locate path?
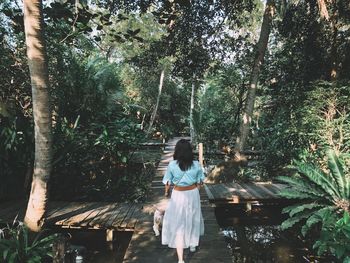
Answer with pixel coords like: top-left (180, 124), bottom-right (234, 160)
top-left (123, 137), bottom-right (232, 263)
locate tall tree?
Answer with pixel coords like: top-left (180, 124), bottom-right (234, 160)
top-left (147, 69), bottom-right (165, 135)
top-left (23, 0), bottom-right (52, 232)
top-left (234, 0), bottom-right (275, 156)
top-left (189, 75), bottom-right (196, 142)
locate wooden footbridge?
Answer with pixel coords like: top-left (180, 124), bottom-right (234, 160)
top-left (0, 137), bottom-right (288, 263)
top-left (122, 137), bottom-right (232, 263)
top-left (205, 182), bottom-right (287, 205)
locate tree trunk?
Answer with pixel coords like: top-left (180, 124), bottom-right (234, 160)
top-left (329, 2), bottom-right (339, 81)
top-left (189, 77), bottom-right (196, 142)
top-left (147, 69), bottom-right (165, 135)
top-left (23, 0), bottom-right (52, 232)
top-left (234, 0), bottom-right (275, 156)
top-left (317, 0), bottom-right (330, 20)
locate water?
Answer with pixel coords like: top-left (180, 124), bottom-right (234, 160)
top-left (216, 205), bottom-right (335, 263)
top-left (57, 229), bottom-right (132, 263)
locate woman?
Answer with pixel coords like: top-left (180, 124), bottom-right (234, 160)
top-left (162, 139), bottom-right (205, 263)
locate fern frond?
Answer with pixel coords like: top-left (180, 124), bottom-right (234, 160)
top-left (282, 204), bottom-right (303, 214)
top-left (294, 161), bottom-right (341, 199)
top-left (301, 206), bottom-right (336, 236)
top-left (301, 217), bottom-right (321, 236)
top-left (277, 176), bottom-right (327, 199)
top-left (345, 175), bottom-right (350, 199)
top-left (288, 203), bottom-right (325, 217)
top-left (280, 210), bottom-right (315, 230)
top-left (327, 149), bottom-right (346, 198)
top-left (278, 189), bottom-right (314, 199)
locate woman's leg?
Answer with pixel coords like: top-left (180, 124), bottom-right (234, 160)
top-left (176, 247), bottom-right (184, 262)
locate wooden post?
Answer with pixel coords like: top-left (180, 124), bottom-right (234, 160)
top-left (106, 229), bottom-right (114, 242)
top-left (232, 195), bottom-right (240, 204)
top-left (245, 202), bottom-right (252, 212)
top-left (198, 143), bottom-right (204, 167)
top-left (53, 234), bottom-right (67, 263)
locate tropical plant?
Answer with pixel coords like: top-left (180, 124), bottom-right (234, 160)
top-left (0, 221), bottom-right (57, 263)
top-left (313, 210), bottom-right (350, 262)
top-left (277, 149), bottom-right (350, 262)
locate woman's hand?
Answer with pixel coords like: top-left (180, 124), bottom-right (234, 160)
top-left (197, 182), bottom-right (204, 189)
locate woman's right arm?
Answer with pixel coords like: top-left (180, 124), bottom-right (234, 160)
top-left (196, 161), bottom-right (205, 188)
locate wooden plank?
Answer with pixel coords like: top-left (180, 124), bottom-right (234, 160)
top-left (204, 185), bottom-right (215, 201)
top-left (119, 204), bottom-right (139, 229)
top-left (61, 202), bottom-right (100, 227)
top-left (257, 184), bottom-right (278, 197)
top-left (47, 202), bottom-right (87, 224)
top-left (104, 203), bottom-right (130, 228)
top-left (46, 202), bottom-right (76, 219)
top-left (245, 183), bottom-right (271, 199)
top-left (80, 202), bottom-right (111, 227)
top-left (218, 183), bottom-right (232, 199)
top-left (220, 183), bottom-right (235, 200)
top-left (257, 184), bottom-right (280, 198)
top-left (46, 201), bottom-right (68, 218)
top-left (112, 204), bottom-right (135, 228)
top-left (54, 203), bottom-right (91, 226)
top-left (266, 184), bottom-right (284, 195)
top-left (88, 203), bottom-right (119, 228)
top-left (239, 183), bottom-right (265, 199)
top-left (208, 184), bottom-right (223, 200)
top-left (228, 183), bottom-right (253, 200)
top-left (217, 184), bottom-right (233, 200)
top-left (127, 205), bottom-right (145, 229)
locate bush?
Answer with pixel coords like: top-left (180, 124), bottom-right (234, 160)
top-left (0, 221), bottom-right (57, 263)
top-left (278, 150), bottom-right (350, 262)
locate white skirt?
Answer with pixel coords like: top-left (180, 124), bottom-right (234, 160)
top-left (161, 188), bottom-right (204, 248)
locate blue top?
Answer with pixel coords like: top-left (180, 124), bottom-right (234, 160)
top-left (162, 160), bottom-right (205, 186)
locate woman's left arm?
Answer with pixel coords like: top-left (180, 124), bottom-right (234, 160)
top-left (162, 163), bottom-right (173, 185)
top-left (196, 162), bottom-right (205, 188)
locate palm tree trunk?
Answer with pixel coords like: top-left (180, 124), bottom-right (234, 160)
top-left (234, 0), bottom-right (275, 156)
top-left (147, 69), bottom-right (165, 135)
top-left (23, 0), bottom-right (52, 232)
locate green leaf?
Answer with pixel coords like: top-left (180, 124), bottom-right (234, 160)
top-left (327, 149), bottom-right (346, 197)
top-left (302, 215), bottom-right (322, 236)
top-left (277, 176), bottom-right (326, 198)
top-left (288, 203), bottom-right (324, 217)
top-left (280, 210), bottom-right (315, 230)
top-left (295, 161), bottom-right (341, 199)
top-left (8, 251), bottom-right (18, 263)
top-left (335, 246), bottom-right (345, 258)
top-left (278, 189), bottom-right (314, 199)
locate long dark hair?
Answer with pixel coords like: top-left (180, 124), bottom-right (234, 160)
top-left (173, 139), bottom-right (194, 171)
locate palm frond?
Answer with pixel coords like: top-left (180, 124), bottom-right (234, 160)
top-left (301, 206), bottom-right (337, 236)
top-left (288, 203), bottom-right (325, 217)
top-left (294, 161), bottom-right (341, 199)
top-left (327, 149), bottom-right (346, 197)
top-left (280, 210), bottom-right (315, 230)
top-left (277, 176), bottom-right (327, 199)
top-left (278, 189), bottom-right (315, 199)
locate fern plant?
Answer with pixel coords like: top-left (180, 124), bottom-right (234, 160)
top-left (0, 221), bottom-right (57, 263)
top-left (277, 149), bottom-right (350, 261)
